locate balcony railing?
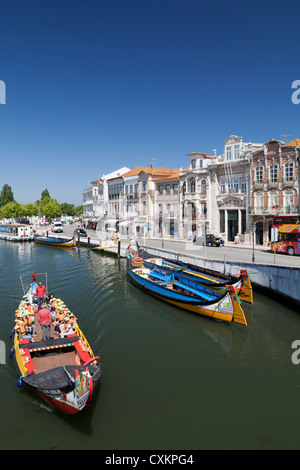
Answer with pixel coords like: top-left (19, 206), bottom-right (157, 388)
top-left (249, 206), bottom-right (298, 215)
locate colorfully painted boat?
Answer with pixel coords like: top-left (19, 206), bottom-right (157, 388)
top-left (34, 235), bottom-right (76, 247)
top-left (10, 273), bottom-right (101, 414)
top-left (142, 257), bottom-right (253, 304)
top-left (127, 262), bottom-right (247, 326)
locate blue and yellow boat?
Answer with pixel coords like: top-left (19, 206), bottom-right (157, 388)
top-left (143, 257), bottom-right (253, 304)
top-left (127, 262), bottom-right (247, 326)
top-left (34, 235), bottom-right (76, 247)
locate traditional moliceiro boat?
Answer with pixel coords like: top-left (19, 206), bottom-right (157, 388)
top-left (127, 261), bottom-right (247, 326)
top-left (11, 273), bottom-right (101, 414)
top-left (34, 235), bottom-right (76, 247)
top-left (143, 257), bottom-right (253, 304)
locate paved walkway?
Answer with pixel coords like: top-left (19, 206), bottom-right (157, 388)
top-left (39, 223), bottom-right (299, 268)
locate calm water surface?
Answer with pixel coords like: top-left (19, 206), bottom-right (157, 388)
top-left (0, 241), bottom-right (300, 450)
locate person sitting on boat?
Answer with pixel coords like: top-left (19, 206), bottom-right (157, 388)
top-left (50, 305), bottom-right (57, 321)
top-left (25, 312), bottom-right (37, 336)
top-left (59, 317), bottom-right (72, 337)
top-left (36, 281), bottom-right (47, 311)
top-left (38, 303), bottom-right (52, 341)
top-left (46, 293), bottom-right (54, 308)
top-left (14, 320), bottom-right (33, 342)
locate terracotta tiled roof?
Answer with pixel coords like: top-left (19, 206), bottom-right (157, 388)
top-left (122, 167), bottom-right (179, 178)
top-left (287, 139), bottom-right (300, 146)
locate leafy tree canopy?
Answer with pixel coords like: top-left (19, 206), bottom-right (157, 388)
top-left (0, 184), bottom-right (14, 207)
top-left (39, 198), bottom-right (62, 219)
top-left (41, 189), bottom-right (50, 200)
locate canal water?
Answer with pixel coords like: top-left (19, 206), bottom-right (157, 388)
top-left (0, 241), bottom-right (300, 450)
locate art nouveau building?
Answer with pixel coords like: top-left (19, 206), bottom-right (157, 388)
top-left (249, 138), bottom-right (300, 245)
top-left (179, 153), bottom-right (211, 239)
top-left (208, 135), bottom-right (262, 242)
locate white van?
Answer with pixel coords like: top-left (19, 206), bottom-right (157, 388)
top-left (51, 221), bottom-right (63, 233)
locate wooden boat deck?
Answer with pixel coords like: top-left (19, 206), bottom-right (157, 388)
top-left (32, 351), bottom-right (77, 374)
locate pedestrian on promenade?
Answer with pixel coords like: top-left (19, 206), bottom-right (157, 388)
top-left (36, 281), bottom-right (47, 311)
top-left (38, 303), bottom-right (52, 341)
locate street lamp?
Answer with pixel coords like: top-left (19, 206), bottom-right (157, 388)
top-left (250, 222), bottom-right (257, 263)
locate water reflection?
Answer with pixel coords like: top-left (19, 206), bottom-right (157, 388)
top-left (1, 241), bottom-right (300, 449)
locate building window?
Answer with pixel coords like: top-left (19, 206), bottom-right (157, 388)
top-left (125, 185), bottom-right (129, 195)
top-left (268, 191), bottom-right (279, 208)
top-left (165, 184), bottom-right (171, 195)
top-left (226, 146), bottom-right (232, 160)
top-left (143, 200), bottom-right (147, 215)
top-left (191, 159), bottom-right (196, 169)
top-left (241, 178), bottom-right (247, 194)
top-left (220, 180), bottom-right (226, 194)
top-left (142, 180), bottom-right (147, 192)
top-left (130, 184), bottom-right (133, 194)
top-left (255, 165), bottom-right (264, 183)
top-left (173, 183), bottom-right (178, 194)
top-left (283, 191), bottom-right (294, 210)
top-left (190, 179), bottom-right (196, 193)
top-left (234, 145), bottom-right (240, 159)
top-left (158, 185), bottom-right (164, 195)
top-left (228, 179), bottom-right (239, 193)
top-left (284, 162), bottom-right (294, 181)
top-left (201, 180), bottom-right (206, 194)
top-left (134, 183), bottom-right (138, 195)
top-left (199, 160), bottom-right (203, 168)
top-left (254, 192), bottom-right (264, 209)
top-left (269, 164), bottom-right (278, 183)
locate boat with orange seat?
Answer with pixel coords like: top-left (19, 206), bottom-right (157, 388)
top-left (11, 273), bottom-right (101, 414)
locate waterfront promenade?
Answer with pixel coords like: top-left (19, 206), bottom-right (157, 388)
top-left (41, 223), bottom-right (300, 268)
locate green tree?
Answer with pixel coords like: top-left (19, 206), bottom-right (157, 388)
top-left (0, 184), bottom-right (14, 207)
top-left (75, 205), bottom-right (83, 216)
top-left (41, 189), bottom-right (50, 200)
top-left (21, 203), bottom-right (39, 217)
top-left (39, 198), bottom-right (62, 219)
top-left (0, 201), bottom-right (22, 219)
top-left (60, 202), bottom-right (76, 215)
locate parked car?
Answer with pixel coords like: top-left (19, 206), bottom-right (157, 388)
top-left (194, 234), bottom-right (221, 247)
top-left (51, 221), bottom-right (63, 233)
top-left (74, 228), bottom-right (87, 237)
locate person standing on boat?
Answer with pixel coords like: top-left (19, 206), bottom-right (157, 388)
top-left (38, 303), bottom-right (52, 341)
top-left (36, 281), bottom-right (47, 311)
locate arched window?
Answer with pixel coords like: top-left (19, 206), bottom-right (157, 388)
top-left (190, 179), bottom-right (196, 193)
top-left (283, 190), bottom-right (295, 210)
top-left (268, 191), bottom-right (279, 208)
top-left (201, 180), bottom-right (206, 194)
top-left (254, 192), bottom-right (264, 209)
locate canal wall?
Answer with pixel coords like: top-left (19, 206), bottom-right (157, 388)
top-left (141, 245), bottom-right (300, 309)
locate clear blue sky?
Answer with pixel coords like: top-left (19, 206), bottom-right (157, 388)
top-left (0, 0), bottom-right (300, 206)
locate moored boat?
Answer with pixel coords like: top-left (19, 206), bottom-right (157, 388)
top-left (127, 261), bottom-right (247, 326)
top-left (34, 235), bottom-right (76, 247)
top-left (10, 273), bottom-right (101, 414)
top-left (0, 223), bottom-right (34, 241)
top-left (142, 257), bottom-right (253, 304)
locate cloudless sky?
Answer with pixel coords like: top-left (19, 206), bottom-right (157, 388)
top-left (0, 0), bottom-right (300, 205)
